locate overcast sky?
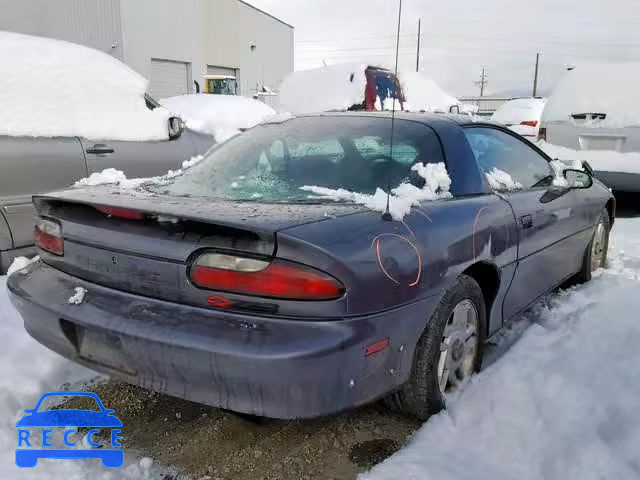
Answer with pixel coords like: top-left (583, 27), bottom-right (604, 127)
top-left (247, 0), bottom-right (640, 97)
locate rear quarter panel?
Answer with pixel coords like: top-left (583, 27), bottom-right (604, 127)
top-left (277, 194), bottom-right (517, 323)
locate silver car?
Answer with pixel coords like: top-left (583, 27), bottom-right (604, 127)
top-left (0, 96), bottom-right (214, 273)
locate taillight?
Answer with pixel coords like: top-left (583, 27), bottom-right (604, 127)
top-left (93, 205), bottom-right (146, 220)
top-left (190, 252), bottom-right (345, 300)
top-left (34, 217), bottom-right (63, 256)
top-left (538, 126), bottom-right (547, 141)
top-left (520, 120), bottom-right (538, 127)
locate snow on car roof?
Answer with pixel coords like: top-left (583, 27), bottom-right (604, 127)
top-left (160, 94), bottom-right (276, 142)
top-left (0, 31), bottom-right (170, 141)
top-left (400, 71), bottom-right (460, 113)
top-left (491, 98), bottom-right (547, 124)
top-left (277, 63), bottom-right (369, 115)
top-left (541, 63), bottom-right (640, 128)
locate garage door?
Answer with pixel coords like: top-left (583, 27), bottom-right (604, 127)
top-left (149, 59), bottom-right (191, 99)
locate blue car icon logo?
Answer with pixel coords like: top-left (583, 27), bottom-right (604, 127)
top-left (16, 391), bottom-right (124, 468)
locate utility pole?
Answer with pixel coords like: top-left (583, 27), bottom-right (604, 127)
top-left (532, 52), bottom-right (540, 97)
top-left (474, 67), bottom-right (488, 97)
top-left (416, 18), bottom-right (421, 72)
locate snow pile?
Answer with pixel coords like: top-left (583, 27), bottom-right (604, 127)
top-left (538, 141), bottom-right (640, 174)
top-left (67, 287), bottom-right (88, 305)
top-left (74, 168), bottom-right (147, 189)
top-left (541, 63), bottom-right (640, 128)
top-left (485, 167), bottom-right (523, 191)
top-left (73, 155), bottom-right (206, 190)
top-left (160, 94), bottom-right (276, 142)
top-left (7, 256), bottom-right (39, 276)
top-left (278, 63), bottom-right (368, 115)
top-left (363, 217), bottom-right (640, 480)
top-left (0, 31), bottom-right (170, 141)
top-left (0, 277), bottom-right (166, 479)
top-left (301, 162), bottom-right (452, 220)
top-left (400, 71), bottom-right (460, 113)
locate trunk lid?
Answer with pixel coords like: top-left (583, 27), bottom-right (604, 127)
top-left (34, 186), bottom-right (363, 306)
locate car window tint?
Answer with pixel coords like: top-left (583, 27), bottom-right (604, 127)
top-left (464, 127), bottom-right (553, 189)
top-left (154, 116), bottom-right (447, 202)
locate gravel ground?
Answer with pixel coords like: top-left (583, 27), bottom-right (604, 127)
top-left (62, 383), bottom-right (421, 480)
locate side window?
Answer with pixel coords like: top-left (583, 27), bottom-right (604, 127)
top-left (464, 127), bottom-right (553, 190)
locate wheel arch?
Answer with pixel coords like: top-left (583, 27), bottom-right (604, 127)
top-left (462, 261), bottom-right (501, 336)
top-left (605, 197), bottom-right (615, 227)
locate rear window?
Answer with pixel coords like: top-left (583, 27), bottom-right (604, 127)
top-left (153, 116), bottom-right (444, 203)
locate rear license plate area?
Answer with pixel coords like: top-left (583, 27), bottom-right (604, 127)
top-left (59, 319), bottom-right (136, 375)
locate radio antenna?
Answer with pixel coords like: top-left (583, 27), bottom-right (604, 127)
top-left (381, 0), bottom-right (403, 221)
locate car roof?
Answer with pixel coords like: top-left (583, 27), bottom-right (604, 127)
top-left (294, 110), bottom-right (500, 129)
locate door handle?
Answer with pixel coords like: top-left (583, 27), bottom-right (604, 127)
top-left (86, 144), bottom-right (114, 155)
top-left (520, 214), bottom-right (533, 229)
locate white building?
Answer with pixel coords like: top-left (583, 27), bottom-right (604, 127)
top-left (0, 0), bottom-right (294, 99)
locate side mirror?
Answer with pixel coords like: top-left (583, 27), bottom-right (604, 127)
top-left (564, 169), bottom-right (592, 189)
top-left (168, 116), bottom-right (184, 140)
top-left (449, 105), bottom-right (460, 114)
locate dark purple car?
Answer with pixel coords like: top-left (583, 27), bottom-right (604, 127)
top-left (8, 113), bottom-right (614, 419)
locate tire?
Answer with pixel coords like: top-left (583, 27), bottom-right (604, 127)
top-left (386, 274), bottom-right (486, 420)
top-left (574, 208), bottom-right (611, 284)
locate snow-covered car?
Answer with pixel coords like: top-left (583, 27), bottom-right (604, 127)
top-left (399, 71), bottom-right (466, 114)
top-left (160, 94), bottom-right (277, 143)
top-left (278, 63), bottom-right (405, 114)
top-left (0, 31), bottom-right (215, 273)
top-left (538, 63), bottom-right (640, 192)
top-left (491, 98), bottom-right (546, 138)
top-left (9, 112), bottom-right (614, 420)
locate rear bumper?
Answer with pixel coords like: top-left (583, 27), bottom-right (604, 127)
top-left (594, 170), bottom-right (640, 193)
top-left (8, 261), bottom-right (439, 419)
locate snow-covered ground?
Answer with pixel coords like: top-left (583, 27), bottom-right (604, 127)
top-left (2, 218), bottom-right (640, 479)
top-left (363, 217), bottom-right (640, 480)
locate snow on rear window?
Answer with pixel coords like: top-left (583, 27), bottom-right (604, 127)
top-left (151, 116), bottom-right (449, 217)
top-left (541, 63), bottom-right (640, 128)
top-left (0, 31), bottom-right (169, 141)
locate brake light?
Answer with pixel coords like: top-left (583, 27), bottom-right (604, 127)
top-left (190, 252), bottom-right (344, 300)
top-left (520, 120), bottom-right (538, 127)
top-left (538, 126), bottom-right (547, 141)
top-left (93, 205), bottom-right (146, 220)
top-left (34, 217), bottom-right (63, 256)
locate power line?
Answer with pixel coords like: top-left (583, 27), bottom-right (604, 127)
top-left (297, 33), bottom-right (422, 43)
top-left (297, 33), bottom-right (640, 49)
